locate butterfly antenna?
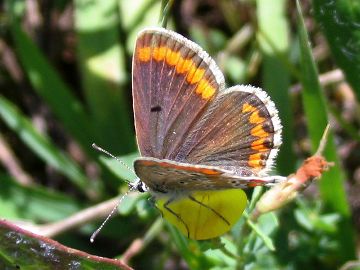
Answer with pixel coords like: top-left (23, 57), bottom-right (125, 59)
top-left (92, 143), bottom-right (135, 174)
top-left (90, 184), bottom-right (138, 243)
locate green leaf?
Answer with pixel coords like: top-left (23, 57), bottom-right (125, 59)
top-left (203, 238), bottom-right (236, 268)
top-left (99, 152), bottom-right (139, 183)
top-left (246, 213), bottom-right (277, 252)
top-left (297, 0), bottom-right (355, 262)
top-left (0, 95), bottom-right (94, 194)
top-left (0, 220), bottom-right (132, 270)
top-left (313, 213), bottom-right (341, 233)
top-left (296, 199), bottom-right (341, 233)
top-left (165, 223), bottom-right (215, 270)
top-left (294, 208), bottom-right (315, 232)
top-left (0, 175), bottom-right (81, 222)
top-left (312, 0), bottom-right (360, 101)
top-left (119, 0), bottom-right (159, 32)
top-left (256, 0), bottom-right (295, 174)
top-left (121, 0), bottom-right (162, 53)
top-left (118, 193), bottom-right (147, 215)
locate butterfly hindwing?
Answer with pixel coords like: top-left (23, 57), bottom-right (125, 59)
top-left (134, 157), bottom-right (282, 192)
top-left (177, 85), bottom-right (282, 175)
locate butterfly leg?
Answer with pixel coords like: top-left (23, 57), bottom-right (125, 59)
top-left (147, 197), bottom-right (167, 219)
top-left (188, 195), bottom-right (230, 226)
top-left (147, 196), bottom-right (156, 207)
top-left (163, 197), bottom-right (190, 238)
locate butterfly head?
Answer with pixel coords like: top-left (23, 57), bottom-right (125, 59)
top-left (130, 178), bottom-right (148, 193)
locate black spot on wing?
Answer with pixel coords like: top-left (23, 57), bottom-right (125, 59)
top-left (151, 105), bottom-right (162, 112)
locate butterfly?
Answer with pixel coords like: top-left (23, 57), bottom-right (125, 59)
top-left (131, 27), bottom-right (282, 240)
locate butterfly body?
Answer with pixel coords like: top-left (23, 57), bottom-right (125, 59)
top-left (131, 27), bottom-right (282, 240)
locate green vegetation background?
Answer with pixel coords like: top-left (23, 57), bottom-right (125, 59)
top-left (0, 0), bottom-right (359, 269)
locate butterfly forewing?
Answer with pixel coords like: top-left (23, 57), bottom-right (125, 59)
top-left (133, 28), bottom-right (281, 177)
top-left (132, 28), bottom-right (224, 159)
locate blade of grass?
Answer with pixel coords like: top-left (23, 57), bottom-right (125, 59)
top-left (0, 174), bottom-right (82, 222)
top-left (257, 0), bottom-right (295, 174)
top-left (9, 22), bottom-right (95, 157)
top-left (74, 0), bottom-right (135, 154)
top-left (0, 95), bottom-right (95, 196)
top-left (297, 0), bottom-right (355, 262)
top-left (159, 0), bottom-right (174, 27)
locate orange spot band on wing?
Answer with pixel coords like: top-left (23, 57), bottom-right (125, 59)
top-left (176, 58), bottom-right (193, 73)
top-left (166, 50), bottom-right (181, 65)
top-left (136, 46), bottom-right (215, 100)
top-left (242, 103), bottom-right (272, 168)
top-left (251, 125), bottom-right (269, 139)
top-left (138, 47), bottom-right (151, 62)
top-left (248, 153), bottom-right (263, 168)
top-left (251, 138), bottom-right (268, 151)
top-left (187, 68), bottom-right (205, 84)
top-left (196, 80), bottom-right (216, 100)
top-left (152, 47), bottom-right (167, 61)
top-left (242, 103), bottom-right (265, 125)
top-left (242, 103), bottom-right (256, 113)
top-left (249, 111), bottom-right (265, 124)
